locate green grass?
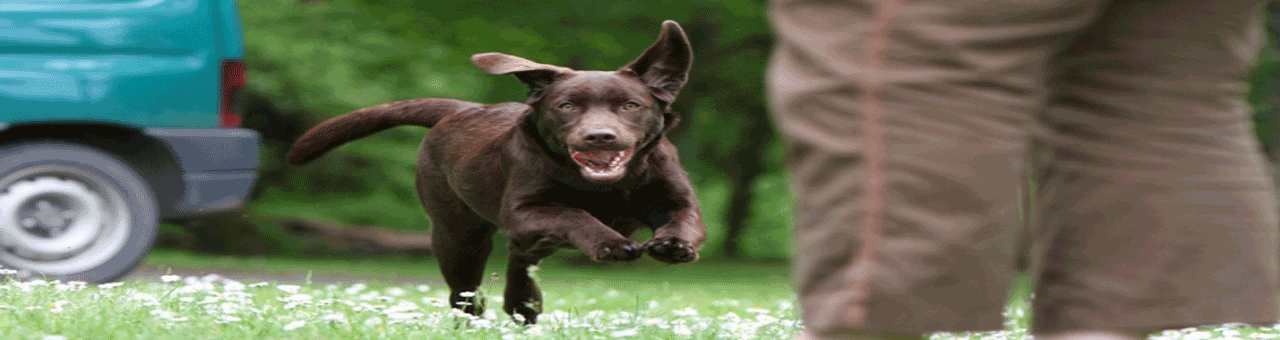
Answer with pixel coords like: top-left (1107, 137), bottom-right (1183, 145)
top-left (0, 275), bottom-right (800, 339)
top-left (0, 251), bottom-right (1274, 339)
top-left (4, 250), bottom-right (802, 340)
top-left (138, 249), bottom-right (793, 285)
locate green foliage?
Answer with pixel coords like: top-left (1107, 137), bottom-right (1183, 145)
top-left (237, 0), bottom-right (786, 259)
top-left (738, 140), bottom-right (796, 259)
top-left (235, 0), bottom-right (1278, 261)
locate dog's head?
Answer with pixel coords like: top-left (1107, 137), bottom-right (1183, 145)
top-left (471, 20), bottom-right (692, 184)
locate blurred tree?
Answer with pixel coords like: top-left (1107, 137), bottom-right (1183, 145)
top-left (218, 0), bottom-right (794, 259)
top-left (1263, 0), bottom-right (1279, 162)
top-left (667, 9), bottom-right (778, 258)
top-left (173, 0), bottom-right (1274, 261)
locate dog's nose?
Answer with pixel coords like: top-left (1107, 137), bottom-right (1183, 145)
top-left (583, 129), bottom-right (617, 144)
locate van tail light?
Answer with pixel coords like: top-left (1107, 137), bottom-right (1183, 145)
top-left (219, 60), bottom-right (246, 128)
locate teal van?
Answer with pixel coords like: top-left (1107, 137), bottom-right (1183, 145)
top-left (0, 0), bottom-right (260, 283)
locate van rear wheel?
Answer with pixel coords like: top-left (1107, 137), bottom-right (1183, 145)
top-left (0, 142), bottom-right (158, 283)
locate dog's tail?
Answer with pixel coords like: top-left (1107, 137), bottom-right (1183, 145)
top-left (286, 98), bottom-right (482, 165)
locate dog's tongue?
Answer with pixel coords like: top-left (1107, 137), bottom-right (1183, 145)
top-left (573, 150), bottom-right (617, 165)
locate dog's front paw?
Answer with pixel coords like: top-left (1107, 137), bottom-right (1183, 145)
top-left (592, 239), bottom-right (642, 262)
top-left (643, 237), bottom-right (698, 264)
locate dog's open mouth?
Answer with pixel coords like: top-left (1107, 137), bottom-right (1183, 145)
top-left (570, 147), bottom-right (635, 182)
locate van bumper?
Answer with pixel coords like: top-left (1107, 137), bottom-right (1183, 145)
top-left (144, 128), bottom-right (261, 217)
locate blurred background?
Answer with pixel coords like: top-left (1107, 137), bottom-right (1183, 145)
top-left (157, 0), bottom-right (1278, 268)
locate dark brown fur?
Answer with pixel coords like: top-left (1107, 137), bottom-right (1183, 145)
top-left (287, 21), bottom-right (706, 324)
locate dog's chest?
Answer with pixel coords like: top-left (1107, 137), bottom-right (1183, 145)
top-left (544, 188), bottom-right (648, 224)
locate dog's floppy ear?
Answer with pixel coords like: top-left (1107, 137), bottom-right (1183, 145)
top-left (472, 53), bottom-right (572, 102)
top-left (620, 20), bottom-right (694, 105)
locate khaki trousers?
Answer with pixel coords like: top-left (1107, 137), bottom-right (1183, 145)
top-left (767, 0), bottom-right (1279, 336)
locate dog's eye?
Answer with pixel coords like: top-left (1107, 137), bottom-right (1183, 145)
top-left (557, 103), bottom-right (575, 111)
top-left (622, 102), bottom-right (640, 110)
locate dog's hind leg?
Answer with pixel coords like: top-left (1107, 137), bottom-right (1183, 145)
top-left (419, 162), bottom-right (496, 317)
top-left (417, 147), bottom-right (498, 317)
top-left (428, 207), bottom-right (496, 317)
top-left (503, 247), bottom-right (556, 325)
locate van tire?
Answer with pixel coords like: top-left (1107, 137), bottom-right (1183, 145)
top-left (0, 142), bottom-right (159, 283)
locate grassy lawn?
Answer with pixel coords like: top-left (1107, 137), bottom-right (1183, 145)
top-left (0, 250), bottom-right (1273, 339)
top-left (136, 249), bottom-right (795, 285)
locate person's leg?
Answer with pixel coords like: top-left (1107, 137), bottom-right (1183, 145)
top-left (766, 0), bottom-right (1112, 338)
top-left (1029, 0), bottom-right (1279, 336)
top-left (1034, 331), bottom-right (1146, 340)
top-left (796, 330), bottom-right (923, 340)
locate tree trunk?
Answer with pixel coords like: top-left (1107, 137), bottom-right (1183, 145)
top-left (720, 117), bottom-right (775, 258)
top-left (722, 166), bottom-right (760, 258)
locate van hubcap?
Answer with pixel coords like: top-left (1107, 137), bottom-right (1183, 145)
top-left (0, 177), bottom-right (105, 260)
top-left (0, 163), bottom-right (132, 277)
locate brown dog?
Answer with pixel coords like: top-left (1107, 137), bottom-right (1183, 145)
top-left (286, 21), bottom-right (706, 324)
